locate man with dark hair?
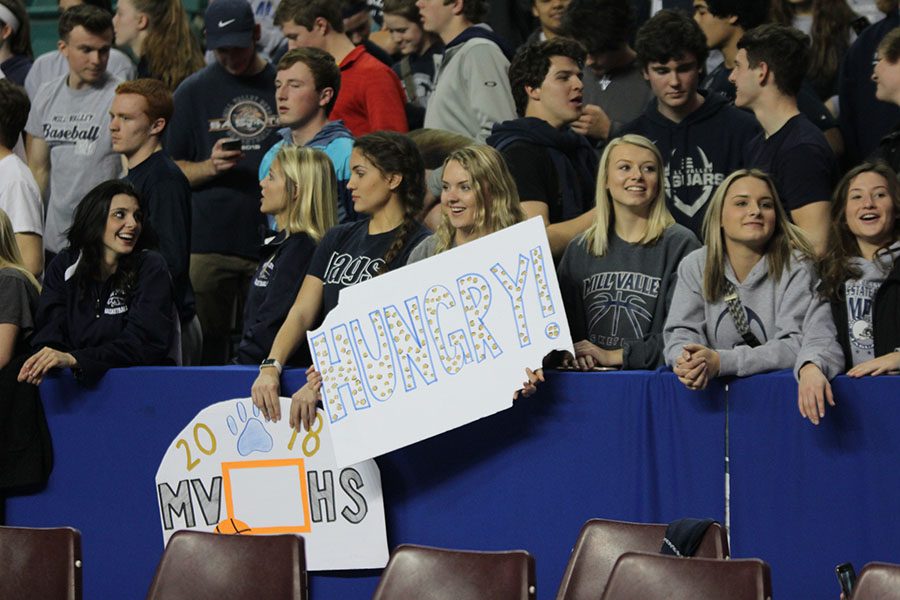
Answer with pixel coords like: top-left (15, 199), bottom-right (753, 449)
top-left (561, 0), bottom-right (652, 144)
top-left (258, 47), bottom-right (355, 221)
top-left (274, 0), bottom-right (407, 135)
top-left (24, 0), bottom-right (134, 99)
top-left (618, 9), bottom-right (758, 236)
top-left (110, 78), bottom-right (199, 364)
top-left (341, 0), bottom-right (393, 65)
top-left (416, 0), bottom-right (516, 142)
top-left (165, 0), bottom-right (279, 364)
top-left (694, 0), bottom-right (843, 155)
top-left (487, 37), bottom-right (598, 257)
top-left (0, 79), bottom-right (42, 275)
top-left (731, 23), bottom-right (836, 254)
top-left (838, 0), bottom-right (900, 165)
top-left (870, 24), bottom-right (900, 171)
top-left (24, 4), bottom-right (121, 261)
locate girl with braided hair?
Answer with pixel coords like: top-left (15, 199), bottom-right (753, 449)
top-left (251, 131), bottom-right (429, 431)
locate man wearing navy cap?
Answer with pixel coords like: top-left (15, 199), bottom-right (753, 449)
top-left (165, 0), bottom-right (279, 364)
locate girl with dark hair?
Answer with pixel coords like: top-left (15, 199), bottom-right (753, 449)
top-left (663, 169), bottom-right (844, 425)
top-left (112, 0), bottom-right (204, 90)
top-left (18, 180), bottom-right (177, 385)
top-left (818, 161), bottom-right (900, 375)
top-left (769, 0), bottom-right (865, 101)
top-left (251, 131), bottom-right (429, 430)
top-left (383, 0), bottom-right (442, 129)
top-left (0, 0), bottom-right (32, 85)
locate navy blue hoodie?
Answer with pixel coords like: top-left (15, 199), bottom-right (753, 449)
top-left (488, 116), bottom-right (598, 223)
top-left (839, 8), bottom-right (900, 165)
top-left (31, 249), bottom-right (177, 383)
top-left (617, 91), bottom-right (760, 236)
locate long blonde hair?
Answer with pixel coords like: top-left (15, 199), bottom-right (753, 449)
top-left (700, 169), bottom-right (813, 302)
top-left (433, 144), bottom-right (525, 254)
top-left (129, 0), bottom-right (204, 90)
top-left (0, 208), bottom-right (40, 292)
top-left (582, 134), bottom-right (674, 257)
top-left (276, 146), bottom-right (338, 241)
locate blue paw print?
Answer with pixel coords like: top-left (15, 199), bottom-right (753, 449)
top-left (227, 401), bottom-right (274, 456)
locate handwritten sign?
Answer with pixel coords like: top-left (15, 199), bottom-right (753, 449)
top-left (308, 217), bottom-right (573, 467)
top-left (155, 398), bottom-right (388, 570)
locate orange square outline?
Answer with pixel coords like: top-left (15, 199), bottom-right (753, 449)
top-left (221, 458), bottom-right (311, 534)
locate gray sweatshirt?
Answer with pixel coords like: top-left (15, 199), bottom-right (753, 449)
top-left (663, 247), bottom-right (844, 379)
top-left (558, 224), bottom-right (700, 370)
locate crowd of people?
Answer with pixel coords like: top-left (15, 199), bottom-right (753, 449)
top-left (1, 0), bottom-right (899, 432)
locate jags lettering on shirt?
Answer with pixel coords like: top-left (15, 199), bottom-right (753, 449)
top-left (663, 146), bottom-right (724, 218)
top-left (209, 94), bottom-right (279, 151)
top-left (104, 289), bottom-right (129, 316)
top-left (846, 280), bottom-right (878, 350)
top-left (323, 252), bottom-right (385, 286)
top-left (582, 271), bottom-right (661, 345)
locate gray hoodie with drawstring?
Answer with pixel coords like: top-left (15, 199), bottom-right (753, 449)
top-left (663, 247), bottom-right (844, 379)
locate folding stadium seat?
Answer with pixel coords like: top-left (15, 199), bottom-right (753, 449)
top-left (145, 530), bottom-right (306, 600)
top-left (852, 562), bottom-right (900, 600)
top-left (555, 518), bottom-right (729, 600)
top-left (600, 552), bottom-right (771, 600)
top-left (371, 544), bottom-right (536, 600)
top-left (0, 525), bottom-right (82, 600)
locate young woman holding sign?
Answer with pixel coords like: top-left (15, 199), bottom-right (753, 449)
top-left (557, 134), bottom-right (700, 371)
top-left (663, 169), bottom-right (844, 424)
top-left (236, 146), bottom-right (337, 366)
top-left (407, 144), bottom-right (525, 262)
top-left (251, 131), bottom-right (430, 431)
top-left (817, 161), bottom-right (900, 376)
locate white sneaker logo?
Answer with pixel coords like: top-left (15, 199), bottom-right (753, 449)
top-left (218, 18), bottom-right (236, 27)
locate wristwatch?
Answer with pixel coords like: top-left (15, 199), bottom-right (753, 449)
top-left (260, 358), bottom-right (283, 375)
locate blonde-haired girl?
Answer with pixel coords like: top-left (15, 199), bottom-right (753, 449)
top-left (664, 169), bottom-right (844, 424)
top-left (237, 146), bottom-right (338, 365)
top-left (0, 208), bottom-right (40, 369)
top-left (558, 134), bottom-right (700, 370)
top-left (408, 144), bottom-right (525, 262)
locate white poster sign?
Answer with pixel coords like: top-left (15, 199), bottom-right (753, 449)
top-left (155, 398), bottom-right (388, 570)
top-left (308, 217), bottom-right (573, 467)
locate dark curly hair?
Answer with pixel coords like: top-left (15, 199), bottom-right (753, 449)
top-left (59, 3), bottom-right (112, 40)
top-left (635, 9), bottom-right (709, 68)
top-left (702, 0), bottom-right (768, 30)
top-left (67, 179), bottom-right (157, 296)
top-left (562, 0), bottom-right (633, 56)
top-left (352, 132), bottom-right (425, 272)
top-left (0, 79), bottom-right (29, 149)
top-left (737, 23), bottom-right (810, 97)
top-left (508, 37), bottom-right (586, 116)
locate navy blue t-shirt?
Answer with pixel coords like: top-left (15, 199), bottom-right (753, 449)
top-left (308, 219), bottom-right (430, 318)
top-left (125, 151), bottom-right (195, 323)
top-left (165, 62), bottom-right (279, 259)
top-left (237, 230), bottom-right (317, 366)
top-left (747, 114), bottom-right (837, 212)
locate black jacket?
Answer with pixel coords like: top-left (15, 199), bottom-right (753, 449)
top-left (831, 257), bottom-right (900, 370)
top-left (31, 249), bottom-right (177, 383)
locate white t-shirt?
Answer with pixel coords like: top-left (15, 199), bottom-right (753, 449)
top-left (0, 153), bottom-right (43, 236)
